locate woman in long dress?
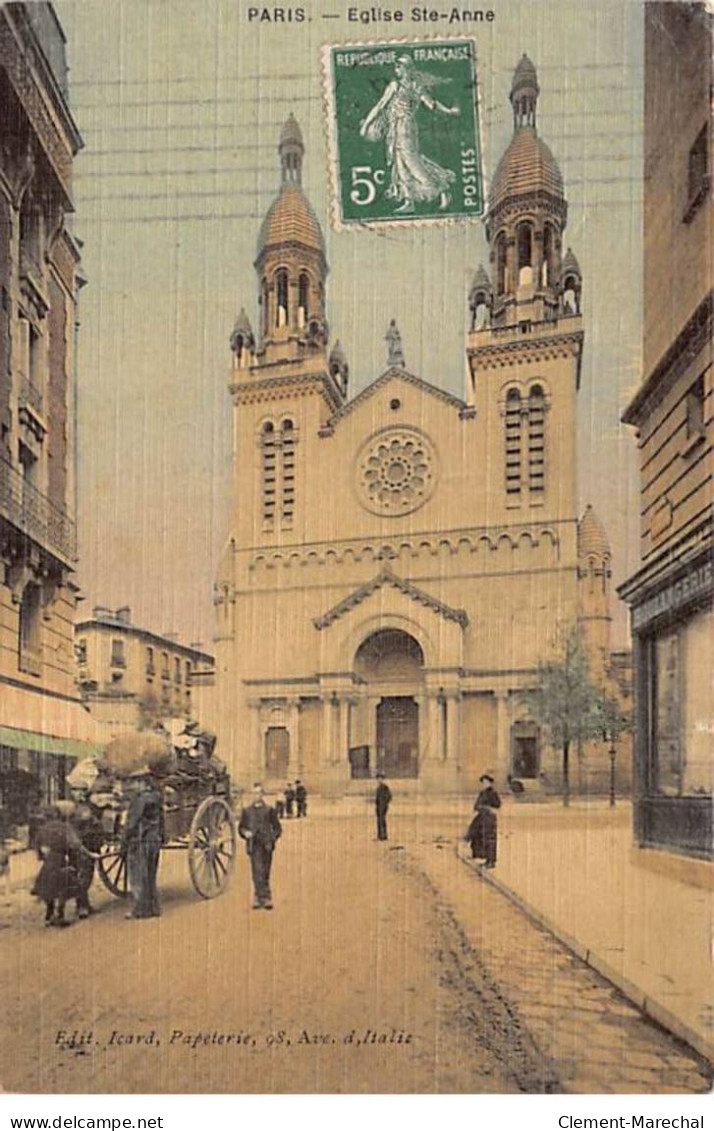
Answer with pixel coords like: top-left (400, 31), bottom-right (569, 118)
top-left (360, 56), bottom-right (460, 214)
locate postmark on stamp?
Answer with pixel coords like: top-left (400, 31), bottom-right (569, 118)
top-left (322, 39), bottom-right (483, 229)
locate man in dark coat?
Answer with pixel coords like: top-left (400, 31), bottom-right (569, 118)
top-left (284, 783), bottom-right (296, 818)
top-left (295, 780), bottom-right (308, 818)
top-left (375, 774), bottom-right (392, 841)
top-left (238, 783), bottom-right (282, 910)
top-left (121, 771), bottom-right (165, 920)
top-left (72, 790), bottom-right (104, 919)
top-left (466, 773), bottom-right (501, 868)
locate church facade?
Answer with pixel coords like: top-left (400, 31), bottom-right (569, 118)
top-left (213, 57), bottom-right (618, 795)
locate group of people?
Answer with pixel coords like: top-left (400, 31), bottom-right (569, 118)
top-left (372, 770), bottom-right (501, 868)
top-left (274, 781), bottom-right (307, 820)
top-left (30, 768), bottom-right (165, 928)
top-left (28, 765), bottom-right (502, 926)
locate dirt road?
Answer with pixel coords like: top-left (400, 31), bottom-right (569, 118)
top-left (1, 809), bottom-right (710, 1094)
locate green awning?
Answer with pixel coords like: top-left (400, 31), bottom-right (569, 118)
top-left (0, 727), bottom-right (104, 760)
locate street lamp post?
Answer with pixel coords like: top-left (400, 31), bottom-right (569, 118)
top-left (609, 740), bottom-right (617, 808)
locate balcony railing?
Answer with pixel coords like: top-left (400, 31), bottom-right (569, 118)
top-left (0, 453), bottom-right (77, 563)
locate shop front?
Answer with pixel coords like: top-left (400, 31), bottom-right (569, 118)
top-left (626, 554), bottom-right (713, 859)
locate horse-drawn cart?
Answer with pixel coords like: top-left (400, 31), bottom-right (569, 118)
top-left (70, 729), bottom-right (237, 901)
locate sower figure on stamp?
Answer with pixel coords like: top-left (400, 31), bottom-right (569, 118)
top-left (238, 783), bottom-right (282, 910)
top-left (466, 773), bottom-right (501, 869)
top-left (121, 769), bottom-right (165, 920)
top-left (375, 773), bottom-right (392, 842)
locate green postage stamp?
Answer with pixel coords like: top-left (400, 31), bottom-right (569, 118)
top-left (322, 39), bottom-right (483, 229)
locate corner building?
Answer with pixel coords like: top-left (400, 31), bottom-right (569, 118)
top-left (215, 61), bottom-right (617, 795)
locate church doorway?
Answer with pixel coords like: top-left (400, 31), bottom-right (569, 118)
top-left (353, 628), bottom-right (424, 779)
top-left (265, 726), bottom-right (289, 778)
top-left (511, 721), bottom-right (540, 778)
top-left (376, 697), bottom-right (419, 778)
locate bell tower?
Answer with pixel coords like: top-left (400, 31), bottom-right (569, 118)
top-left (466, 56), bottom-right (584, 523)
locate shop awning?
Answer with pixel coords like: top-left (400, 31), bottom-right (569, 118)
top-left (0, 726), bottom-right (104, 760)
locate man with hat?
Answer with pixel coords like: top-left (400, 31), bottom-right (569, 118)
top-left (238, 783), bottom-right (282, 910)
top-left (121, 769), bottom-right (165, 920)
top-left (374, 773), bottom-right (392, 842)
top-left (466, 773), bottom-right (501, 868)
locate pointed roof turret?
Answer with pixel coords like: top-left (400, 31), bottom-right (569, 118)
top-left (329, 339), bottom-right (347, 368)
top-left (470, 263), bottom-right (492, 297)
top-left (230, 307), bottom-right (254, 353)
top-left (578, 505), bottom-right (611, 560)
top-left (255, 117), bottom-right (326, 267)
top-left (562, 246), bottom-right (582, 280)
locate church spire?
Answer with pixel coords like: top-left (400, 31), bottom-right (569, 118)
top-left (279, 113), bottom-right (304, 185)
top-left (510, 53), bottom-right (539, 130)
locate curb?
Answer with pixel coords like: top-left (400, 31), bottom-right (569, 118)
top-left (457, 853), bottom-right (714, 1069)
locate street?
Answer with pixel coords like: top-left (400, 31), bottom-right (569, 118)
top-left (1, 808), bottom-right (711, 1094)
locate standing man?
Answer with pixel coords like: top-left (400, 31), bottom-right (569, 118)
top-left (295, 780), bottom-right (308, 819)
top-left (284, 782), bottom-right (296, 818)
top-left (121, 769), bottom-right (165, 920)
top-left (238, 783), bottom-right (282, 910)
top-left (375, 773), bottom-right (392, 841)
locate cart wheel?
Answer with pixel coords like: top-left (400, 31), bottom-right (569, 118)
top-left (188, 797), bottom-right (236, 899)
top-left (97, 844), bottom-right (130, 898)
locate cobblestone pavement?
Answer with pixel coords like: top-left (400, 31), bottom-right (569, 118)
top-left (401, 832), bottom-right (712, 1094)
top-left (0, 813), bottom-right (711, 1094)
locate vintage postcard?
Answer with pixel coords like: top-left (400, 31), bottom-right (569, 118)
top-left (0, 0), bottom-right (712, 1101)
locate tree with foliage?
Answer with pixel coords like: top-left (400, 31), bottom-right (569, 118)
top-left (520, 632), bottom-right (609, 807)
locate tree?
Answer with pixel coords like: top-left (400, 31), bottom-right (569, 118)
top-left (519, 632), bottom-right (605, 807)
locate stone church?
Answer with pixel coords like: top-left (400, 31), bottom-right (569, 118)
top-left (213, 56), bottom-right (618, 795)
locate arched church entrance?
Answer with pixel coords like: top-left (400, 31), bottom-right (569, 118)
top-left (353, 629), bottom-right (424, 779)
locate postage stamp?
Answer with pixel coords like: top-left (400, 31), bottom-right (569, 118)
top-left (322, 39), bottom-right (484, 230)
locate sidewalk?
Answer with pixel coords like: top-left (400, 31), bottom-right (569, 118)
top-left (467, 800), bottom-right (714, 1066)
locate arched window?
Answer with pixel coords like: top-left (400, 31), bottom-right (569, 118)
top-left (18, 582), bottom-right (42, 675)
top-left (261, 278), bottom-right (269, 335)
top-left (505, 388), bottom-right (522, 496)
top-left (562, 275), bottom-right (579, 315)
top-left (275, 269), bottom-right (289, 327)
top-left (297, 272), bottom-right (310, 329)
top-left (281, 419), bottom-right (295, 524)
top-left (517, 223), bottom-right (533, 285)
top-left (261, 422), bottom-right (277, 525)
top-left (496, 234), bottom-right (507, 295)
top-left (543, 224), bottom-right (556, 286)
top-left (528, 385), bottom-right (546, 493)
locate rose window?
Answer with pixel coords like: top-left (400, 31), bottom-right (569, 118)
top-left (356, 429), bottom-right (436, 515)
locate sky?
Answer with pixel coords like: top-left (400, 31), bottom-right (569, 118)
top-left (54, 0), bottom-right (643, 649)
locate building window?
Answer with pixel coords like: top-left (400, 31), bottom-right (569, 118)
top-left (281, 419), bottom-right (295, 525)
top-left (275, 269), bottom-right (289, 327)
top-left (516, 222), bottom-right (532, 285)
top-left (162, 652), bottom-right (169, 680)
top-left (186, 660), bottom-right (192, 686)
top-left (543, 224), bottom-right (556, 286)
top-left (76, 639), bottom-right (87, 666)
top-left (495, 234), bottom-right (507, 296)
top-left (686, 376), bottom-right (705, 441)
top-left (174, 656), bottom-right (181, 685)
top-left (18, 582), bottom-right (42, 675)
top-left (261, 421), bottom-right (277, 526)
top-left (505, 389), bottom-right (522, 496)
top-left (528, 385), bottom-right (546, 493)
top-left (261, 278), bottom-right (269, 335)
top-left (684, 124), bottom-right (709, 223)
top-left (110, 639), bottom-right (125, 668)
top-left (146, 646), bottom-right (155, 675)
top-left (298, 272), bottom-right (309, 328)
